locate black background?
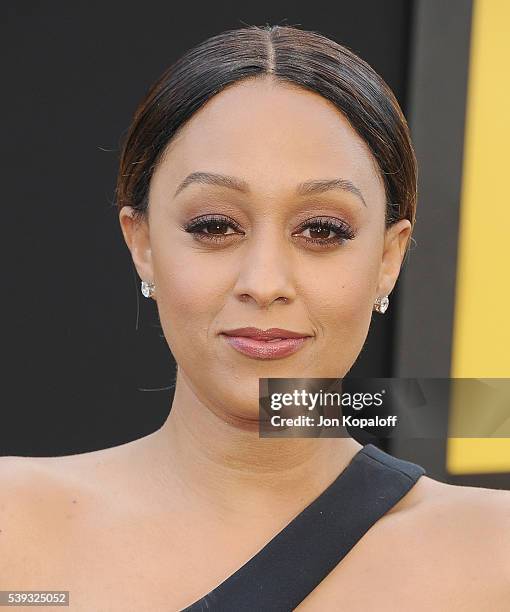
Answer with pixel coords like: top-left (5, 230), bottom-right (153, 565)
top-left (3, 1), bottom-right (412, 456)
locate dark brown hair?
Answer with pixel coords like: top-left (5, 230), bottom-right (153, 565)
top-left (116, 24), bottom-right (417, 256)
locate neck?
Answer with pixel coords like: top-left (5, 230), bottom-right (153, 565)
top-left (150, 367), bottom-right (363, 519)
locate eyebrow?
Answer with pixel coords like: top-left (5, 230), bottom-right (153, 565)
top-left (173, 171), bottom-right (367, 207)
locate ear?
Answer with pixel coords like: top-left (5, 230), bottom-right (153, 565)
top-left (118, 207), bottom-right (155, 291)
top-left (377, 219), bottom-right (412, 298)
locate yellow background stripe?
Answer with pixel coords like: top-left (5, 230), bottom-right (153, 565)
top-left (448, 0), bottom-right (510, 474)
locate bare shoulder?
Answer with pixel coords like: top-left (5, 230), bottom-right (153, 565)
top-left (0, 436), bottom-right (151, 517)
top-left (428, 476), bottom-right (509, 559)
top-left (387, 473), bottom-right (510, 567)
top-left (0, 441), bottom-right (147, 588)
top-left (0, 455), bottom-right (65, 587)
top-left (0, 432), bottom-right (156, 495)
top-left (297, 474), bottom-right (510, 611)
top-left (0, 444), bottom-right (121, 503)
top-left (379, 475), bottom-right (510, 606)
top-left (415, 475), bottom-right (510, 603)
top-left (0, 453), bottom-right (78, 526)
top-left (410, 474), bottom-right (510, 544)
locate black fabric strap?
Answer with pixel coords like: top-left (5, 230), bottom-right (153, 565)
top-left (181, 444), bottom-right (426, 612)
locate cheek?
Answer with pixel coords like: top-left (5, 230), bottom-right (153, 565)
top-left (150, 242), bottom-right (231, 347)
top-left (301, 250), bottom-right (379, 365)
top-left (310, 271), bottom-right (374, 331)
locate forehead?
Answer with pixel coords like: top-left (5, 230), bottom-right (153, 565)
top-left (155, 77), bottom-right (384, 201)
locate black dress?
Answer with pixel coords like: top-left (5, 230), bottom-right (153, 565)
top-left (181, 443), bottom-right (426, 611)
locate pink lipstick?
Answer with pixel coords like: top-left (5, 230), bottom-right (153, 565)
top-left (220, 327), bottom-right (312, 360)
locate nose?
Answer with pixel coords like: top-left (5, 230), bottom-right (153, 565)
top-left (233, 229), bottom-right (297, 309)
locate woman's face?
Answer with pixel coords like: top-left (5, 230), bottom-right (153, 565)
top-left (120, 77), bottom-right (411, 421)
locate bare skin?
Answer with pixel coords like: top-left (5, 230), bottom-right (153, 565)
top-left (1, 78), bottom-right (509, 611)
top-left (1, 437), bottom-right (509, 611)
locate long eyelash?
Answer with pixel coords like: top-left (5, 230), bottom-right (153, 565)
top-left (183, 215), bottom-right (356, 247)
top-left (183, 215), bottom-right (243, 242)
top-left (296, 218), bottom-right (356, 246)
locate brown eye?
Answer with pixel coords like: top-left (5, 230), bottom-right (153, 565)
top-left (293, 217), bottom-right (356, 248)
top-left (201, 220), bottom-right (234, 235)
top-left (302, 225), bottom-right (335, 240)
top-left (183, 215), bottom-right (244, 243)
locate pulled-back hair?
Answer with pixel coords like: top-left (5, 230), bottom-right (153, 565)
top-left (116, 24), bottom-right (417, 257)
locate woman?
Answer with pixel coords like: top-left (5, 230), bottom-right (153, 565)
top-left (1, 24), bottom-right (509, 612)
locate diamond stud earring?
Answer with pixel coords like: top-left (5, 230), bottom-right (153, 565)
top-left (374, 295), bottom-right (389, 314)
top-left (141, 280), bottom-right (155, 299)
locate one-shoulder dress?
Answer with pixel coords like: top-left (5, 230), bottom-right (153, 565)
top-left (181, 443), bottom-right (426, 611)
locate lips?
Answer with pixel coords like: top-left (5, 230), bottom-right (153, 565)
top-left (220, 327), bottom-right (312, 359)
top-left (221, 327), bottom-right (310, 340)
